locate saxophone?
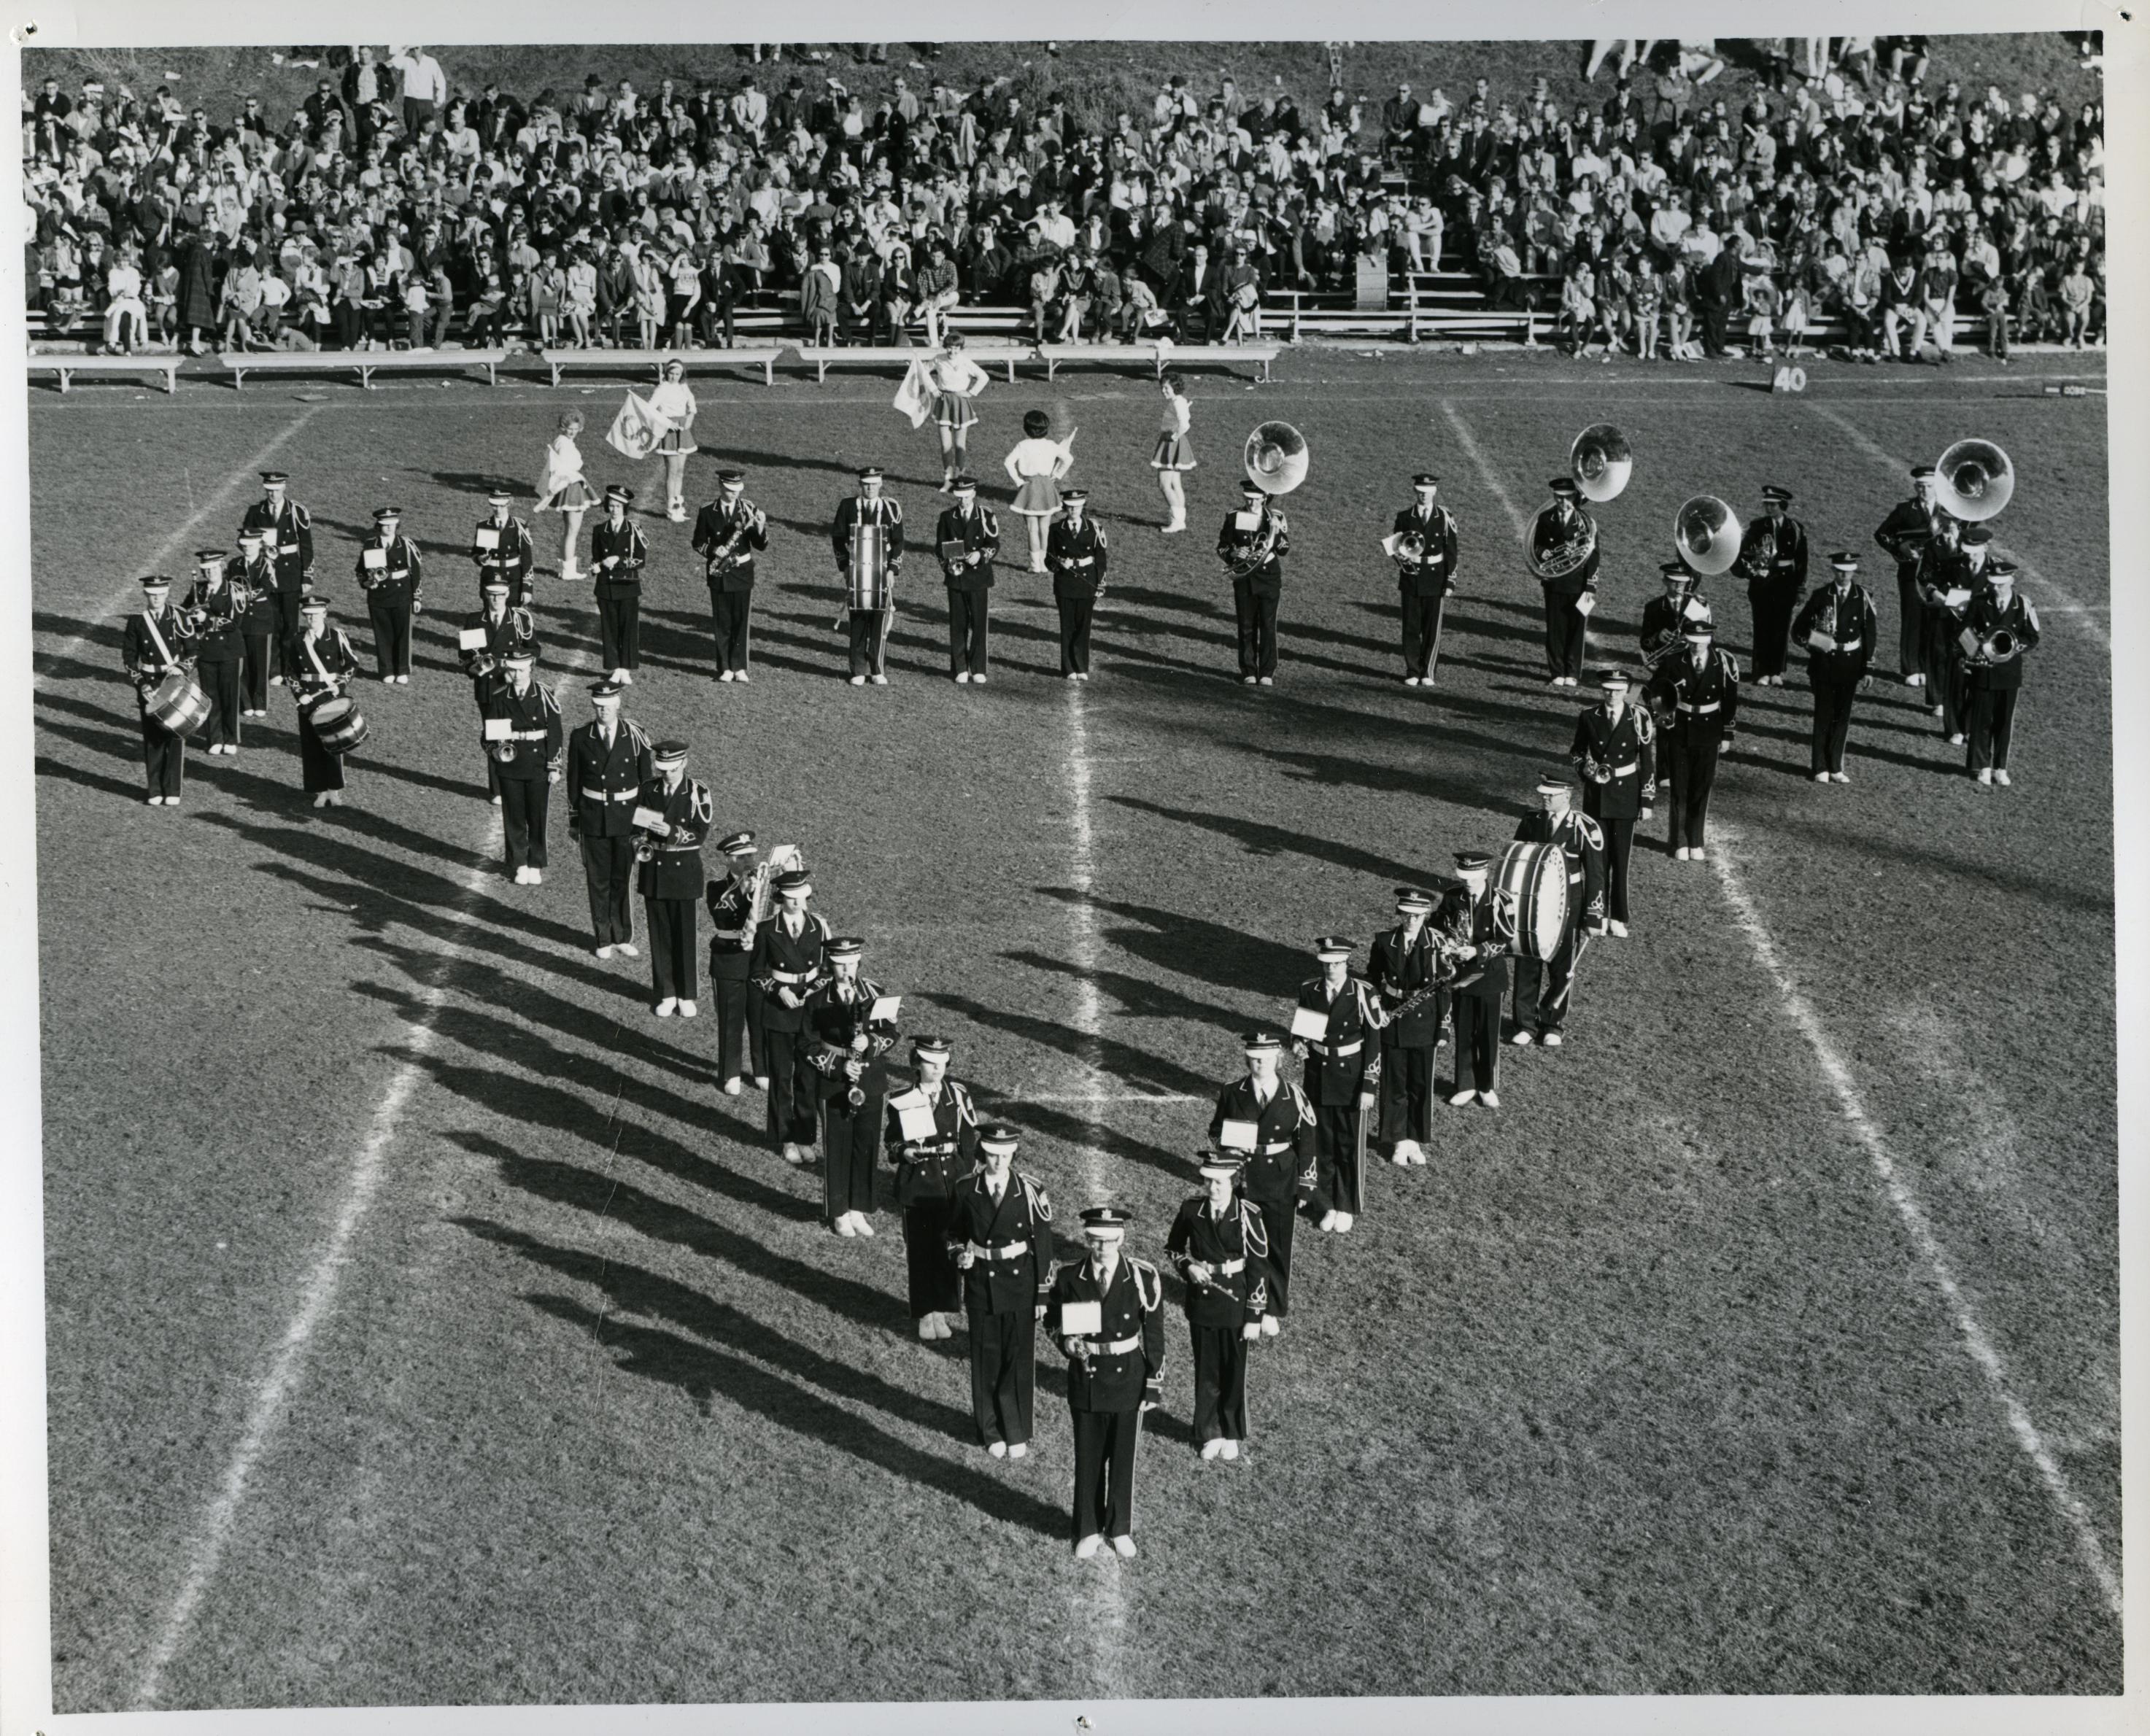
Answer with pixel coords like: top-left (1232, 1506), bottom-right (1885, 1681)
top-left (705, 501), bottom-right (767, 576)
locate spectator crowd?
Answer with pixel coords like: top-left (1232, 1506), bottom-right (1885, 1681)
top-left (23, 37), bottom-right (2105, 365)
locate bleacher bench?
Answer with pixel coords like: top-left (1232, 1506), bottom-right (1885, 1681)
top-left (1037, 341), bottom-right (1279, 382)
top-left (538, 344), bottom-right (789, 388)
top-left (220, 347), bottom-right (513, 390)
top-left (792, 341), bottom-right (1026, 384)
top-left (28, 351), bottom-right (182, 392)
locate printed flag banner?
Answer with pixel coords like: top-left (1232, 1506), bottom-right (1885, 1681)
top-left (607, 390), bottom-right (675, 462)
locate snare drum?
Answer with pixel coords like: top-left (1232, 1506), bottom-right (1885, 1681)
top-left (309, 694), bottom-right (368, 755)
top-left (1494, 840), bottom-right (1570, 962)
top-left (848, 522), bottom-right (890, 613)
top-left (144, 668), bottom-right (210, 737)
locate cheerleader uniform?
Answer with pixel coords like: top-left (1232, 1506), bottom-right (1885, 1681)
top-left (648, 377), bottom-right (699, 456)
top-left (1005, 435), bottom-right (1066, 518)
top-left (929, 354), bottom-right (983, 436)
top-left (535, 434), bottom-right (600, 512)
top-left (1153, 394), bottom-right (1196, 470)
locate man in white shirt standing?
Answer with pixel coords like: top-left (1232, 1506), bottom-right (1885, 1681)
top-left (390, 46), bottom-right (447, 141)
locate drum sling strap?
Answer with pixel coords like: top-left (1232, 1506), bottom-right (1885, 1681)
top-left (140, 611), bottom-right (175, 673)
top-left (301, 634), bottom-right (339, 708)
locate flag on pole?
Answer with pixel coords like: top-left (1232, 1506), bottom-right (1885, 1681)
top-left (893, 357), bottom-right (932, 430)
top-left (606, 390), bottom-right (674, 461)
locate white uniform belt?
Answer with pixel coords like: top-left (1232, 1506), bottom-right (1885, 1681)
top-left (1258, 1139), bottom-right (1294, 1155)
top-left (1677, 700), bottom-right (1720, 713)
top-left (1838, 638), bottom-right (1861, 651)
top-left (1216, 1258), bottom-right (1246, 1275)
top-left (971, 1239), bottom-right (1029, 1259)
top-left (657, 842), bottom-right (700, 853)
top-left (1609, 759), bottom-right (1639, 777)
top-left (510, 727), bottom-right (548, 740)
top-left (1567, 872), bottom-right (1583, 883)
top-left (1083, 1334), bottom-right (1142, 1355)
top-left (1310, 1039), bottom-right (1364, 1058)
top-left (771, 968), bottom-right (811, 984)
top-left (604, 787), bottom-right (641, 802)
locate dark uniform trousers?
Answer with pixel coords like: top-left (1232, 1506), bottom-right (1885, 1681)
top-left (1444, 899), bottom-right (1507, 1095)
top-left (501, 776), bottom-right (551, 871)
top-left (1074, 1410), bottom-right (1142, 1539)
top-left (1664, 732), bottom-right (1722, 849)
top-left (821, 1094), bottom-right (883, 1222)
top-left (1896, 567), bottom-right (1924, 677)
top-left (847, 608), bottom-right (889, 679)
top-left (1169, 1199), bottom-right (1265, 1445)
top-left (139, 709), bottom-right (185, 797)
top-left (295, 702), bottom-right (345, 791)
top-left (1381, 1040), bottom-right (1437, 1144)
top-left (1968, 688), bottom-right (2020, 772)
top-left (1512, 933), bottom-right (1580, 1036)
top-left (1053, 1258), bottom-right (1161, 1544)
top-left (582, 836), bottom-right (635, 945)
top-left (948, 587), bottom-right (989, 676)
top-left (714, 974), bottom-right (762, 1078)
top-left (367, 590), bottom-right (414, 679)
top-left (1543, 587), bottom-right (1589, 680)
top-left (949, 1174), bottom-right (1051, 1449)
top-left (1401, 590), bottom-right (1443, 677)
top-left (711, 586), bottom-right (753, 675)
top-left (1056, 596), bottom-right (1095, 675)
top-left (905, 1194), bottom-right (962, 1316)
top-left (1749, 582), bottom-right (1801, 679)
top-left (764, 1026), bottom-right (817, 1143)
top-left (1597, 818), bottom-right (1636, 923)
top-left (1231, 580), bottom-right (1279, 678)
top-left (1810, 681), bottom-right (1858, 775)
top-left (196, 658), bottom-right (241, 748)
top-left (646, 899), bottom-right (697, 1001)
top-left (597, 584), bottom-right (641, 672)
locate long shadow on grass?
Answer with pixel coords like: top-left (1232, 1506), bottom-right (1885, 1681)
top-left (1001, 948), bottom-right (1253, 1031)
top-left (1030, 891), bottom-right (1308, 1001)
top-left (34, 751), bottom-right (146, 805)
top-left (1107, 796), bottom-right (1461, 889)
top-left (979, 1097), bottom-right (1194, 1187)
top-left (929, 991), bottom-right (1216, 1123)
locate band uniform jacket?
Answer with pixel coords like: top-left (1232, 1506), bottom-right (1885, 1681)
top-left (1645, 647), bottom-right (1741, 740)
top-left (1792, 581), bottom-right (1880, 686)
top-left (240, 555), bottom-right (283, 635)
top-left (1917, 545), bottom-right (1979, 624)
top-left (123, 606), bottom-right (196, 689)
top-left (1439, 886), bottom-right (1511, 1001)
top-left (751, 909), bottom-right (832, 1034)
top-left (179, 581), bottom-right (244, 663)
top-left (704, 871), bottom-right (759, 980)
top-left (1960, 589), bottom-right (2041, 693)
top-left (1047, 516), bottom-right (1110, 601)
top-left (471, 514), bottom-right (535, 592)
top-left (460, 608), bottom-right (538, 688)
top-left (1534, 503), bottom-right (1599, 600)
top-left (1516, 807), bottom-right (1609, 930)
top-left (946, 1168), bottom-right (1054, 1314)
top-left (1294, 973), bottom-right (1376, 1107)
top-left (565, 716), bottom-right (654, 837)
top-left (1207, 1076), bottom-right (1316, 1202)
top-left (886, 1076), bottom-right (981, 1204)
top-left (1369, 922), bottom-right (1445, 1047)
top-left (285, 627), bottom-right (359, 702)
top-left (630, 774), bottom-right (711, 900)
top-left (355, 530), bottom-right (423, 606)
top-left (1639, 589), bottom-right (1714, 667)
top-left (1217, 501), bottom-right (1289, 596)
top-left (1571, 702), bottom-right (1657, 821)
top-left (832, 492), bottom-right (906, 569)
top-left (935, 502), bottom-right (1000, 593)
top-left (589, 518), bottom-right (649, 599)
top-left (805, 973), bottom-right (900, 1101)
top-left (1738, 513), bottom-right (1810, 606)
top-left (1049, 1255), bottom-right (1166, 1411)
top-left (692, 497), bottom-right (770, 594)
top-left (1391, 503), bottom-right (1458, 599)
top-left (1167, 1196), bottom-right (1269, 1328)
top-left (482, 681), bottom-right (564, 780)
top-left (239, 497), bottom-right (313, 591)
top-left (1872, 498), bottom-right (1934, 581)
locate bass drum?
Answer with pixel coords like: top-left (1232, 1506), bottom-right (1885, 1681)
top-left (1494, 840), bottom-right (1570, 961)
top-left (310, 695), bottom-right (369, 755)
top-left (144, 668), bottom-right (210, 737)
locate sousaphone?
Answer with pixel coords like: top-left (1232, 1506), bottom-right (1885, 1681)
top-left (1569, 424), bottom-right (1633, 503)
top-left (1243, 422), bottom-right (1309, 495)
top-left (1934, 438), bottom-right (2014, 522)
top-left (1672, 495), bottom-right (1743, 577)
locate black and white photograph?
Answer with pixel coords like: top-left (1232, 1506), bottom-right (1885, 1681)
top-left (0, 4), bottom-right (2141, 1730)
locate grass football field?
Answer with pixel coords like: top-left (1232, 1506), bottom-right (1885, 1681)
top-left (29, 346), bottom-right (2118, 1708)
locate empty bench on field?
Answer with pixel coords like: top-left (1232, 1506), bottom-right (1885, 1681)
top-left (535, 344), bottom-right (790, 388)
top-left (791, 340), bottom-right (1028, 385)
top-left (218, 347), bottom-right (514, 390)
top-left (28, 351), bottom-right (183, 392)
top-left (1036, 341), bottom-right (1280, 382)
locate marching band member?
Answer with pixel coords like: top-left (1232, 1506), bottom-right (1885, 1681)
top-left (180, 549), bottom-right (244, 756)
top-left (1369, 888), bottom-right (1445, 1164)
top-left (123, 574), bottom-right (195, 805)
top-left (238, 469), bottom-right (312, 685)
top-left (1048, 487), bottom-right (1109, 681)
top-left (647, 357), bottom-right (700, 522)
top-left (1151, 371), bottom-right (1194, 534)
top-left (565, 680), bottom-right (652, 958)
top-left (1167, 1153), bottom-right (1269, 1462)
top-left (1207, 1031), bottom-right (1315, 1333)
top-left (287, 594), bottom-right (360, 809)
top-left (752, 867), bottom-right (832, 1163)
top-left (460, 578), bottom-right (538, 805)
top-left (949, 1125), bottom-right (1054, 1458)
top-left (832, 467), bottom-right (905, 687)
top-left (1639, 562), bottom-right (1713, 670)
top-left (1791, 552), bottom-right (1879, 783)
top-left (691, 468), bottom-right (768, 683)
top-left (236, 527), bottom-right (279, 718)
top-left (1218, 477), bottom-right (1289, 686)
top-left (534, 409), bottom-right (599, 580)
top-left (1923, 521), bottom-right (1991, 744)
top-left (705, 832), bottom-right (765, 1092)
top-left (588, 483), bottom-right (649, 686)
top-left (1291, 935), bottom-right (1376, 1233)
top-left (1535, 477), bottom-right (1600, 689)
top-left (885, 1036), bottom-right (980, 1340)
top-left (470, 487), bottom-right (536, 611)
top-left (1737, 484), bottom-right (1809, 687)
top-left (1509, 775), bottom-right (1606, 1049)
top-left (927, 331), bottom-right (988, 489)
top-left (936, 473), bottom-right (1000, 684)
top-left (1051, 1206), bottom-right (1164, 1559)
top-left (1961, 558), bottom-right (2040, 786)
top-left (482, 647), bottom-right (564, 885)
top-left (808, 936), bottom-right (900, 1238)
top-left (1390, 473), bottom-right (1458, 686)
top-left (1442, 851), bottom-right (1507, 1109)
top-left (1873, 462), bottom-right (1938, 687)
top-left (630, 738), bottom-right (712, 1018)
top-left (355, 505), bottom-right (422, 685)
top-left (1644, 621), bottom-right (1741, 861)
top-left (1571, 673), bottom-right (1655, 937)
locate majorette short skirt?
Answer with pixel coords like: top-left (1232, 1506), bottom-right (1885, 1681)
top-left (538, 478), bottom-right (601, 513)
top-left (1011, 476), bottom-right (1062, 517)
top-left (933, 395), bottom-right (978, 434)
top-left (1151, 433), bottom-right (1196, 471)
top-left (654, 426), bottom-right (697, 456)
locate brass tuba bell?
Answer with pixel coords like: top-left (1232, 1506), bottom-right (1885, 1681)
top-left (1243, 422), bottom-right (1309, 495)
top-left (1672, 495), bottom-right (1744, 578)
top-left (1934, 439), bottom-right (2014, 522)
top-left (1569, 424), bottom-right (1633, 503)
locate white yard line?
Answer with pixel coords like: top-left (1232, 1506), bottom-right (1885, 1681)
top-left (35, 405), bottom-right (326, 691)
top-left (1807, 404), bottom-right (2108, 655)
top-left (135, 808), bottom-right (505, 1708)
top-left (1440, 400), bottom-right (1529, 538)
top-left (1709, 826), bottom-right (2122, 1624)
